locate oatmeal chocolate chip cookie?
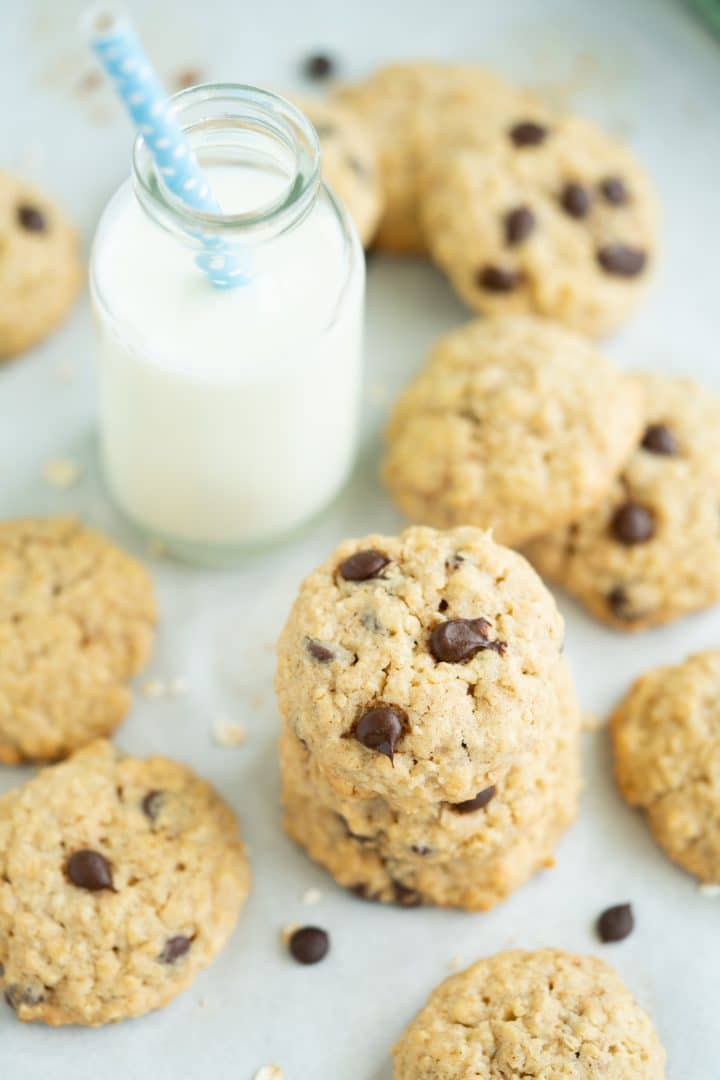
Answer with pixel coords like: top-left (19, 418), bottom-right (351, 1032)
top-left (0, 517), bottom-right (156, 764)
top-left (0, 171), bottom-right (83, 358)
top-left (280, 660), bottom-right (580, 910)
top-left (0, 740), bottom-right (250, 1026)
top-left (612, 651), bottom-right (720, 883)
top-left (383, 316), bottom-right (644, 546)
top-left (392, 949), bottom-right (666, 1078)
top-left (275, 525), bottom-right (565, 808)
top-left (293, 97), bottom-right (383, 247)
top-left (335, 63), bottom-right (542, 254)
top-left (420, 113), bottom-right (659, 337)
top-left (525, 374), bottom-right (720, 631)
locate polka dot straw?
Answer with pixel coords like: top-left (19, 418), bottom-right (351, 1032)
top-left (85, 7), bottom-right (251, 289)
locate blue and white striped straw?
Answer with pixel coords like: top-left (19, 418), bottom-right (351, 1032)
top-left (85, 7), bottom-right (250, 289)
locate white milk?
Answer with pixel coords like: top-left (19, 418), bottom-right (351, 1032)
top-left (91, 161), bottom-right (365, 560)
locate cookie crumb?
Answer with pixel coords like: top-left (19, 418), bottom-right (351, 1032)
top-left (212, 716), bottom-right (247, 747)
top-left (142, 679), bottom-right (167, 700)
top-left (254, 1067), bottom-right (284, 1080)
top-left (303, 887), bottom-right (323, 906)
top-left (43, 458), bottom-right (81, 489)
top-left (698, 883), bottom-right (720, 898)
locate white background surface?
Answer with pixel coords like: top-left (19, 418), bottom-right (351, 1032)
top-left (2, 0), bottom-right (720, 1076)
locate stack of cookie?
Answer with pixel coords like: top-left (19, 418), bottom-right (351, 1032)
top-left (276, 524), bottom-right (581, 911)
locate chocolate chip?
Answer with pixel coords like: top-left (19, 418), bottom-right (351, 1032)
top-left (504, 205), bottom-right (536, 246)
top-left (306, 639), bottom-right (334, 663)
top-left (4, 984), bottom-right (44, 1010)
top-left (641, 423), bottom-right (679, 456)
top-left (509, 120), bottom-right (548, 147)
top-left (303, 53), bottom-right (335, 80)
top-left (438, 598), bottom-right (449, 612)
top-left (607, 585), bottom-right (631, 618)
top-left (17, 204), bottom-right (47, 232)
top-left (411, 844), bottom-right (431, 856)
top-left (611, 502), bottom-right (655, 545)
top-left (430, 618), bottom-right (506, 664)
top-left (599, 177), bottom-right (629, 205)
top-left (560, 182), bottom-right (591, 219)
top-left (339, 549), bottom-right (389, 581)
top-left (66, 849), bottom-right (114, 892)
top-left (289, 926), bottom-right (330, 965)
top-left (392, 881), bottom-right (423, 907)
top-left (158, 935), bottom-right (193, 963)
top-left (141, 790), bottom-right (163, 821)
top-left (477, 265), bottom-right (523, 292)
top-left (597, 903), bottom-right (634, 943)
top-left (353, 705), bottom-right (406, 761)
top-left (451, 785), bottom-right (497, 813)
top-left (597, 244), bottom-right (647, 277)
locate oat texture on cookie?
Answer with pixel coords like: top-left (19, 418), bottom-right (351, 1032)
top-left (0, 740), bottom-right (250, 1026)
top-left (0, 171), bottom-right (83, 358)
top-left (383, 316), bottom-right (644, 547)
top-left (0, 517), bottom-right (157, 763)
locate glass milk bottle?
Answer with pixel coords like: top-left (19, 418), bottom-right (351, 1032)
top-left (90, 85), bottom-right (365, 564)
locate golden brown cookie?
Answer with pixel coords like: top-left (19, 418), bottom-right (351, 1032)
top-left (612, 651), bottom-right (720, 883)
top-left (525, 374), bottom-right (720, 631)
top-left (383, 316), bottom-right (644, 546)
top-left (420, 113), bottom-right (659, 336)
top-left (0, 171), bottom-right (83, 358)
top-left (0, 517), bottom-right (156, 763)
top-left (392, 949), bottom-right (666, 1078)
top-left (0, 740), bottom-right (250, 1026)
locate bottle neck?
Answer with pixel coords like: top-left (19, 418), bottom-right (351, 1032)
top-left (131, 84), bottom-right (322, 249)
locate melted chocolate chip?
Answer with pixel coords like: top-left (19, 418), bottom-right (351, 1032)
top-left (597, 903), bottom-right (634, 943)
top-left (353, 705), bottom-right (407, 761)
top-left (66, 849), bottom-right (114, 892)
top-left (392, 881), bottom-right (422, 908)
top-left (303, 53), bottom-right (334, 80)
top-left (477, 265), bottom-right (523, 292)
top-left (17, 204), bottom-right (47, 232)
top-left (641, 423), bottom-right (679, 456)
top-left (597, 244), bottom-right (646, 277)
top-left (560, 182), bottom-right (591, 219)
top-left (339, 549), bottom-right (389, 581)
top-left (611, 502), bottom-right (655, 545)
top-left (430, 618), bottom-right (506, 664)
top-left (451, 785), bottom-right (497, 813)
top-left (607, 585), bottom-right (632, 619)
top-left (158, 935), bottom-right (193, 963)
top-left (438, 598), bottom-right (449, 613)
top-left (289, 926), bottom-right (330, 964)
top-left (599, 177), bottom-right (629, 205)
top-left (141, 790), bottom-right (163, 821)
top-left (509, 120), bottom-right (548, 147)
top-left (411, 844), bottom-right (431, 856)
top-left (306, 639), bottom-right (334, 663)
top-left (4, 984), bottom-right (44, 1010)
top-left (504, 205), bottom-right (536, 246)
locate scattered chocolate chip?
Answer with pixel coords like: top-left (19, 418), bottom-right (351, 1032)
top-left (477, 265), bottom-right (523, 292)
top-left (303, 53), bottom-right (335, 80)
top-left (504, 205), bottom-right (536, 246)
top-left (158, 935), bottom-right (193, 963)
top-left (597, 244), bottom-right (647, 277)
top-left (448, 553), bottom-right (465, 568)
top-left (641, 423), bottom-right (679, 456)
top-left (451, 785), bottom-right (497, 813)
top-left (599, 177), bottom-right (629, 205)
top-left (411, 844), bottom-right (431, 856)
top-left (430, 618), bottom-right (506, 664)
top-left (141, 790), bottom-right (163, 821)
top-left (339, 549), bottom-right (389, 581)
top-left (560, 182), bottom-right (591, 219)
top-left (17, 204), bottom-right (46, 232)
top-left (4, 984), bottom-right (44, 1011)
top-left (597, 903), bottom-right (634, 943)
top-left (353, 705), bottom-right (407, 761)
top-left (392, 881), bottom-right (423, 907)
top-left (306, 639), bottom-right (334, 663)
top-left (350, 882), bottom-right (373, 901)
top-left (66, 849), bottom-right (114, 892)
top-left (607, 585), bottom-right (631, 618)
top-left (289, 926), bottom-right (330, 964)
top-left (611, 502), bottom-right (655, 545)
top-left (509, 120), bottom-right (548, 147)
top-left (438, 598), bottom-right (449, 613)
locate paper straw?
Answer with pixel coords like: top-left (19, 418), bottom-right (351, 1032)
top-left (84, 7), bottom-right (251, 289)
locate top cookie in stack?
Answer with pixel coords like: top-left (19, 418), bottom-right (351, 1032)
top-left (334, 62), bottom-right (659, 336)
